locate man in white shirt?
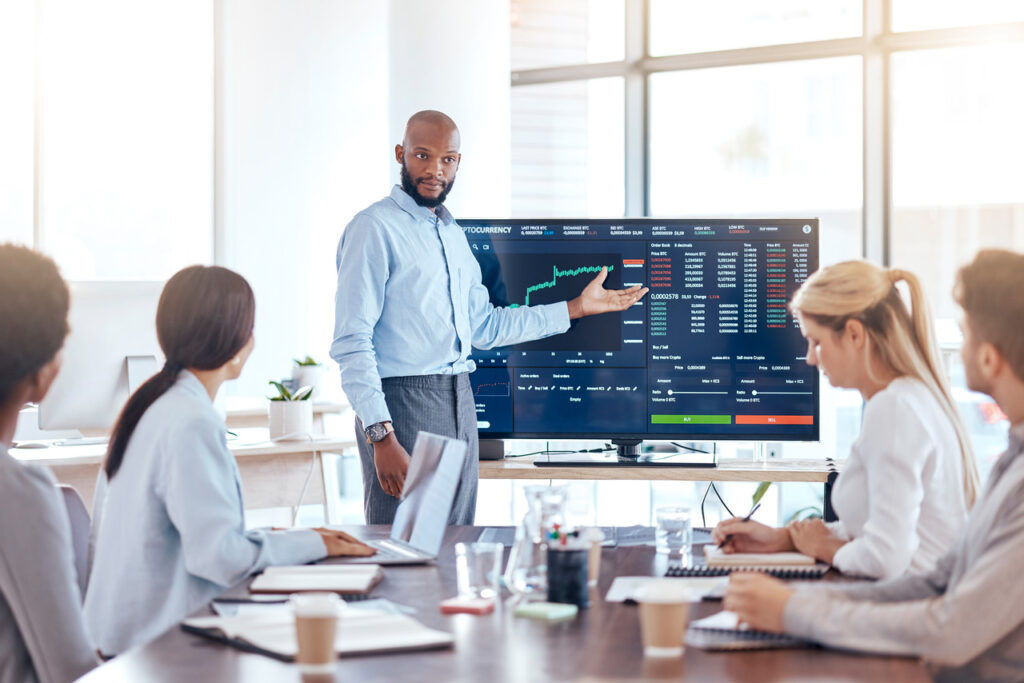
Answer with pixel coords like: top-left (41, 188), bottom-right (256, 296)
top-left (723, 248), bottom-right (1024, 682)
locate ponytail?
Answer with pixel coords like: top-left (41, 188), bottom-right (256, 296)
top-left (793, 261), bottom-right (981, 508)
top-left (102, 265), bottom-right (255, 480)
top-left (104, 361), bottom-right (182, 479)
top-left (891, 269), bottom-right (981, 507)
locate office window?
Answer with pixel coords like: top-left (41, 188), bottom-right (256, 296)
top-left (0, 0), bottom-right (34, 246)
top-left (649, 56), bottom-right (864, 464)
top-left (38, 0), bottom-right (213, 280)
top-left (890, 44), bottom-right (1024, 319)
top-left (892, 0), bottom-right (1024, 33)
top-left (649, 57), bottom-right (863, 266)
top-left (511, 77), bottom-right (625, 217)
top-left (511, 0), bottom-right (624, 70)
top-left (649, 0), bottom-right (861, 56)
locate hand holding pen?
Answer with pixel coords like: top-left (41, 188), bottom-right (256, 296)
top-left (711, 503), bottom-right (799, 554)
top-left (716, 502), bottom-right (762, 549)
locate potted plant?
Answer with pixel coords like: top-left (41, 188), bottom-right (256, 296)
top-left (291, 355), bottom-right (327, 399)
top-left (267, 381), bottom-right (314, 441)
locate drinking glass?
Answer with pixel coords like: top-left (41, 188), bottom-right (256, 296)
top-left (655, 506), bottom-right (692, 562)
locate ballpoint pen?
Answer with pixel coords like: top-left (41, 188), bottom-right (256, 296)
top-left (716, 502), bottom-right (762, 549)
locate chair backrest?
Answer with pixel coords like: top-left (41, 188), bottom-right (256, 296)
top-left (58, 485), bottom-right (90, 600)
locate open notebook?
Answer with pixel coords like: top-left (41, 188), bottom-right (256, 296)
top-left (685, 610), bottom-right (811, 651)
top-left (249, 565), bottom-right (384, 594)
top-left (666, 546), bottom-right (829, 579)
top-left (182, 608), bottom-right (453, 661)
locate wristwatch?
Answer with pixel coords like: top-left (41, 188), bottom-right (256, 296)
top-left (364, 421), bottom-right (394, 444)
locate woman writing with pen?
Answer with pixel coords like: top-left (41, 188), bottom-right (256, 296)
top-left (712, 261), bottom-right (980, 579)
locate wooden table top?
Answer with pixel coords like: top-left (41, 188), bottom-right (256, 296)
top-left (480, 456), bottom-right (840, 482)
top-left (78, 526), bottom-right (927, 683)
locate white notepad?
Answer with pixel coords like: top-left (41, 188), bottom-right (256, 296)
top-left (183, 608), bottom-right (453, 658)
top-left (703, 545), bottom-right (817, 567)
top-left (604, 576), bottom-right (726, 603)
top-left (249, 564), bottom-right (384, 594)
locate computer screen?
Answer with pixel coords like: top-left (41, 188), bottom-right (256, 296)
top-left (462, 218), bottom-right (819, 443)
top-left (38, 281), bottom-right (164, 433)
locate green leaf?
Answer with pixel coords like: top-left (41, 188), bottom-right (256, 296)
top-left (785, 506), bottom-right (823, 524)
top-left (293, 355), bottom-right (319, 366)
top-left (268, 380), bottom-right (293, 401)
top-left (292, 386), bottom-right (314, 401)
top-left (752, 481), bottom-right (772, 506)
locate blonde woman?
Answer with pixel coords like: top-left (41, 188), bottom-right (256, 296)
top-left (712, 261), bottom-right (980, 579)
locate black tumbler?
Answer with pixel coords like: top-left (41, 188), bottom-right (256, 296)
top-left (546, 547), bottom-right (589, 608)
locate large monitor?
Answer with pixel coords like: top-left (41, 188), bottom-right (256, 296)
top-left (38, 281), bottom-right (164, 434)
top-left (462, 218), bottom-right (819, 454)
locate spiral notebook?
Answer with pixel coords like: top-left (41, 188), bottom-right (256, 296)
top-left (665, 546), bottom-right (829, 579)
top-left (685, 610), bottom-right (812, 651)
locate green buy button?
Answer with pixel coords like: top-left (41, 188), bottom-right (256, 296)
top-left (651, 414), bottom-right (732, 425)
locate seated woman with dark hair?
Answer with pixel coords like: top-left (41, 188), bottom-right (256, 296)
top-left (84, 265), bottom-right (374, 656)
top-left (0, 244), bottom-right (98, 683)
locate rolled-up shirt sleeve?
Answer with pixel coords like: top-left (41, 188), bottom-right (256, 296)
top-left (330, 213), bottom-right (392, 427)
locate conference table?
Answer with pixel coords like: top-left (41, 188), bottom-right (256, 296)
top-left (78, 526), bottom-right (929, 682)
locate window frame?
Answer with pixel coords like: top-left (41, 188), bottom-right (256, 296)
top-left (509, 0), bottom-right (1024, 266)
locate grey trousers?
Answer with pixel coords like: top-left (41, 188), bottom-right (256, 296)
top-left (354, 373), bottom-right (479, 525)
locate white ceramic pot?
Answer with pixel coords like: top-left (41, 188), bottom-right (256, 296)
top-left (267, 400), bottom-right (313, 441)
top-left (291, 364), bottom-right (327, 399)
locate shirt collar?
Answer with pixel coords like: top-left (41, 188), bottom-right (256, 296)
top-left (176, 369), bottom-right (212, 402)
top-left (388, 185), bottom-right (454, 226)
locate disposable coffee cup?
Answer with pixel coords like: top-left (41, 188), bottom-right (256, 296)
top-left (636, 580), bottom-right (691, 658)
top-left (291, 592), bottom-right (340, 674)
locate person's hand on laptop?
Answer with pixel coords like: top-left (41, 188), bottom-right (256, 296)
top-left (373, 433), bottom-right (410, 498)
top-left (314, 528), bottom-right (376, 557)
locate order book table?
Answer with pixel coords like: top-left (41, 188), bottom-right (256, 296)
top-left (77, 526), bottom-right (929, 683)
top-left (481, 457), bottom-right (842, 521)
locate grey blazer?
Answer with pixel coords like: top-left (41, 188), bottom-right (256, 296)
top-left (0, 446), bottom-right (97, 683)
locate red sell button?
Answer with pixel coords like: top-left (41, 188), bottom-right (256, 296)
top-left (735, 415), bottom-right (814, 425)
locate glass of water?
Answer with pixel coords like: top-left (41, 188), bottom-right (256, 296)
top-left (455, 542), bottom-right (503, 599)
top-left (655, 507), bottom-right (692, 562)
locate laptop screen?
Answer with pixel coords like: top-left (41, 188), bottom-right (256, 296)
top-left (389, 432), bottom-right (467, 555)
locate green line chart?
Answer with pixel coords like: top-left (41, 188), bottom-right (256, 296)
top-left (509, 264), bottom-right (616, 308)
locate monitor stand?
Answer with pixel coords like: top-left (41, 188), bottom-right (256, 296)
top-left (532, 439), bottom-right (717, 468)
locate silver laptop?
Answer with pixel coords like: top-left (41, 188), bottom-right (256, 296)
top-left (341, 432), bottom-right (466, 565)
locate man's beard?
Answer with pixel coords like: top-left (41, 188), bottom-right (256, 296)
top-left (400, 160), bottom-right (456, 208)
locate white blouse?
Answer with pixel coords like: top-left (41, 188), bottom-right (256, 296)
top-left (828, 376), bottom-right (968, 579)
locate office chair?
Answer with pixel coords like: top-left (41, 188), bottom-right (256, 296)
top-left (58, 484), bottom-right (90, 600)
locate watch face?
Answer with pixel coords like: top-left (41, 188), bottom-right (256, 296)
top-left (366, 423), bottom-right (386, 441)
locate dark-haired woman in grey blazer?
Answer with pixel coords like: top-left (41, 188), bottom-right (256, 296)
top-left (0, 244), bottom-right (97, 683)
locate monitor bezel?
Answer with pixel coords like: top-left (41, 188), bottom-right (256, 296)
top-left (461, 216), bottom-right (821, 444)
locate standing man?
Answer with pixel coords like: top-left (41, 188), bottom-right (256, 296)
top-left (331, 110), bottom-right (648, 524)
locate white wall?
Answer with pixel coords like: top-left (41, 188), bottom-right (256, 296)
top-left (388, 0), bottom-right (512, 217)
top-left (0, 0), bottom-right (34, 246)
top-left (218, 0), bottom-right (390, 398)
top-left (220, 0), bottom-right (512, 399)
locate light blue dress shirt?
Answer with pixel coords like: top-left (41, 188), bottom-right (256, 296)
top-left (330, 185), bottom-right (571, 427)
top-left (83, 371), bottom-right (325, 655)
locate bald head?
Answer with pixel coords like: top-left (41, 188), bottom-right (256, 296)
top-left (403, 110), bottom-right (460, 148)
top-left (396, 110), bottom-right (462, 209)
